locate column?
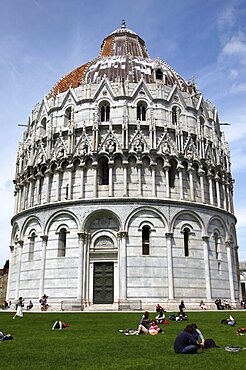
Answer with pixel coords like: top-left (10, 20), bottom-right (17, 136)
top-left (67, 164), bottom-right (73, 200)
top-left (15, 240), bottom-right (23, 300)
top-left (229, 182), bottom-right (234, 214)
top-left (202, 236), bottom-right (211, 300)
top-left (226, 241), bottom-right (235, 302)
top-left (18, 185), bottom-right (24, 211)
top-left (150, 162), bottom-right (156, 197)
top-left (123, 161), bottom-right (128, 196)
top-left (215, 174), bottom-right (221, 208)
top-left (54, 170), bottom-right (60, 202)
top-left (118, 231), bottom-right (128, 300)
top-left (177, 164), bottom-right (184, 200)
top-left (92, 162), bottom-right (97, 198)
top-left (109, 161), bottom-right (113, 197)
top-left (164, 162), bottom-right (170, 198)
top-left (166, 233), bottom-right (174, 300)
top-left (28, 178), bottom-right (34, 207)
top-left (188, 166), bottom-right (194, 201)
top-left (137, 160), bottom-right (142, 197)
top-left (198, 168), bottom-right (205, 203)
top-left (39, 235), bottom-right (48, 298)
top-left (222, 179), bottom-right (227, 210)
top-left (14, 187), bottom-right (19, 214)
top-left (77, 232), bottom-right (87, 301)
top-left (36, 172), bottom-right (43, 205)
top-left (208, 173), bottom-right (214, 205)
top-left (79, 164), bottom-right (85, 198)
top-left (84, 234), bottom-right (90, 306)
top-left (44, 170), bottom-right (52, 203)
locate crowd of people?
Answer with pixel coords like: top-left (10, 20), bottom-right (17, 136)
top-left (2, 294), bottom-right (50, 318)
top-left (118, 301), bottom-right (223, 355)
top-left (1, 297), bottom-right (240, 356)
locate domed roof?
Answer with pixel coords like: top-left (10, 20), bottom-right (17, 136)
top-left (49, 21), bottom-right (191, 97)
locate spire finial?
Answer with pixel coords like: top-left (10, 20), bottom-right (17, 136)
top-left (121, 19), bottom-right (126, 29)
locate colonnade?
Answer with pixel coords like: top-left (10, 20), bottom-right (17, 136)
top-left (14, 158), bottom-right (234, 215)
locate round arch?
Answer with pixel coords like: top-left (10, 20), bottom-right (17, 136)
top-left (207, 215), bottom-right (228, 237)
top-left (82, 208), bottom-right (122, 233)
top-left (45, 210), bottom-right (80, 235)
top-left (124, 206), bottom-right (167, 232)
top-left (171, 210), bottom-right (205, 235)
top-left (20, 215), bottom-right (43, 239)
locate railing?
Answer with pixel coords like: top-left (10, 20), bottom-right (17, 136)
top-left (118, 300), bottom-right (142, 311)
top-left (61, 300), bottom-right (84, 311)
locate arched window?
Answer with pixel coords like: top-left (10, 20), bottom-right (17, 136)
top-left (155, 68), bottom-right (163, 80)
top-left (58, 228), bottom-right (67, 257)
top-left (172, 106), bottom-right (180, 125)
top-left (137, 102), bottom-right (146, 121)
top-left (183, 227), bottom-right (190, 256)
top-left (214, 232), bottom-right (219, 259)
top-left (28, 231), bottom-right (36, 261)
top-left (142, 225), bottom-right (150, 255)
top-left (64, 107), bottom-right (72, 126)
top-left (99, 157), bottom-right (109, 185)
top-left (100, 102), bottom-right (110, 122)
top-left (169, 160), bottom-right (177, 188)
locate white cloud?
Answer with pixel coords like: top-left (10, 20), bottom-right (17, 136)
top-left (229, 69), bottom-right (239, 79)
top-left (222, 32), bottom-right (246, 57)
top-left (218, 6), bottom-right (236, 28)
top-left (230, 82), bottom-right (246, 93)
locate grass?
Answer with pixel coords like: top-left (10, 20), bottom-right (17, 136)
top-left (0, 310), bottom-right (245, 369)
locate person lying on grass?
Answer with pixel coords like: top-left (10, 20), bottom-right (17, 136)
top-left (52, 321), bottom-right (69, 330)
top-left (0, 331), bottom-right (13, 341)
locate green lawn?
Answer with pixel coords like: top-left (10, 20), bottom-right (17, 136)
top-left (0, 311), bottom-right (245, 369)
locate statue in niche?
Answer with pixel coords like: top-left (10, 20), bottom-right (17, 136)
top-left (133, 138), bottom-right (143, 154)
top-left (162, 140), bottom-right (170, 155)
top-left (186, 143), bottom-right (194, 161)
top-left (105, 139), bottom-right (116, 154)
top-left (37, 150), bottom-right (44, 164)
top-left (77, 140), bottom-right (88, 157)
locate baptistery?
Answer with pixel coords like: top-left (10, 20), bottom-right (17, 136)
top-left (7, 22), bottom-right (240, 310)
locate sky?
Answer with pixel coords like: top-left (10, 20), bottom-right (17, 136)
top-left (0, 0), bottom-right (246, 267)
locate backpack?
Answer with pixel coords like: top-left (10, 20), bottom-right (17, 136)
top-left (169, 315), bottom-right (176, 321)
top-left (204, 338), bottom-right (219, 348)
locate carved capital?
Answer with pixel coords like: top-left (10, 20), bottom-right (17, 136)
top-left (165, 232), bottom-right (173, 239)
top-left (40, 235), bottom-right (48, 243)
top-left (117, 231), bottom-right (128, 240)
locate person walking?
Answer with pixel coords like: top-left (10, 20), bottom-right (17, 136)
top-left (13, 297), bottom-right (24, 319)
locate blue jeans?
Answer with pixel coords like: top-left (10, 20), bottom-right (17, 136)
top-left (181, 345), bottom-right (198, 354)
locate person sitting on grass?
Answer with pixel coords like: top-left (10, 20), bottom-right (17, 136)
top-left (137, 320), bottom-right (163, 335)
top-left (155, 308), bottom-right (165, 324)
top-left (176, 309), bottom-right (188, 321)
top-left (190, 323), bottom-right (205, 347)
top-left (174, 324), bottom-right (203, 354)
top-left (140, 311), bottom-right (151, 329)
